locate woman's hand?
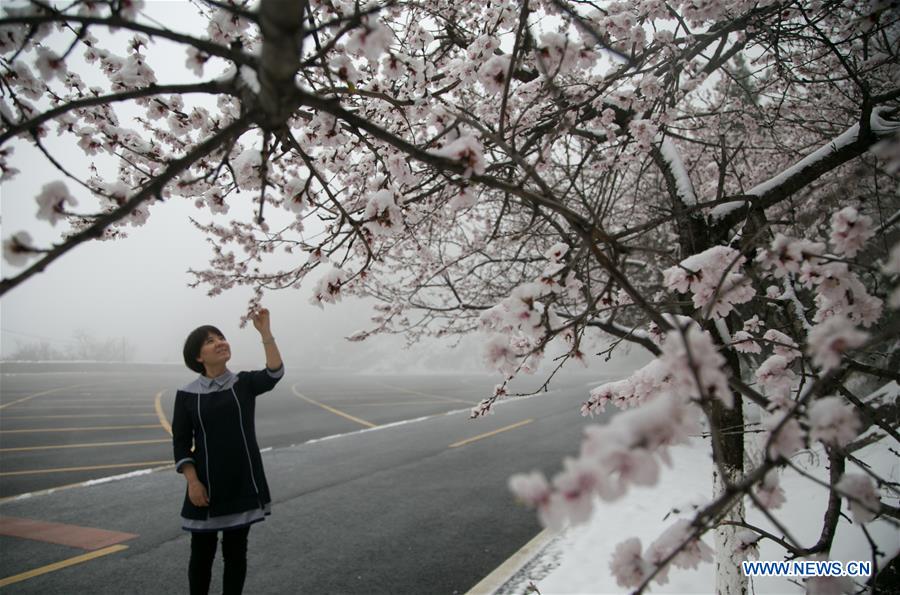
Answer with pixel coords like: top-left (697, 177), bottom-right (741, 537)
top-left (188, 479), bottom-right (210, 507)
top-left (252, 307), bottom-right (272, 337)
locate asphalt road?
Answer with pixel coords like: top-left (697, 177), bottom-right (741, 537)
top-left (0, 363), bottom-right (615, 594)
top-left (1, 363), bottom-right (498, 498)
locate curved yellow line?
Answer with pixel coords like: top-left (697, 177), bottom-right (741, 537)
top-left (154, 390), bottom-right (172, 436)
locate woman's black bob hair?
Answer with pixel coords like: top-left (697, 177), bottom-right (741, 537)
top-left (183, 325), bottom-right (226, 374)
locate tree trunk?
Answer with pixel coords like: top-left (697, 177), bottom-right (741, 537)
top-left (711, 398), bottom-right (747, 595)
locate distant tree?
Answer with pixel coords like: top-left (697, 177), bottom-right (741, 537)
top-left (6, 338), bottom-right (65, 360)
top-left (69, 329), bottom-right (135, 361)
top-left (5, 331), bottom-right (135, 361)
top-left (1, 0), bottom-right (898, 592)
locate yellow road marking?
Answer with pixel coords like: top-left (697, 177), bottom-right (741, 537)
top-left (0, 384), bottom-right (89, 411)
top-left (11, 404), bottom-right (153, 409)
top-left (0, 414), bottom-right (158, 420)
top-left (291, 385), bottom-right (376, 428)
top-left (0, 460), bottom-right (172, 477)
top-left (375, 381), bottom-right (476, 405)
top-left (354, 401), bottom-right (447, 406)
top-left (449, 419), bottom-right (534, 448)
top-left (0, 425), bottom-right (163, 434)
top-left (0, 544), bottom-right (129, 588)
top-left (0, 438), bottom-right (170, 453)
top-left (35, 398), bottom-right (140, 405)
top-left (154, 390), bottom-right (172, 436)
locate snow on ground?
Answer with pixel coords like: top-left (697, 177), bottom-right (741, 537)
top-left (500, 433), bottom-right (898, 594)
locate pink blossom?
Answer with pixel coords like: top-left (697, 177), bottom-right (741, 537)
top-left (835, 473), bottom-right (881, 523)
top-left (447, 186), bottom-right (476, 213)
top-left (545, 242), bottom-right (569, 262)
top-left (662, 246), bottom-right (754, 319)
top-left (646, 519), bottom-right (713, 571)
top-left (282, 179), bottom-right (309, 215)
top-left (483, 335), bottom-right (519, 376)
top-left (762, 413), bottom-right (805, 460)
top-left (434, 135), bottom-right (485, 178)
top-left (35, 181), bottom-right (77, 226)
top-left (734, 529), bottom-right (760, 562)
top-left (185, 47), bottom-right (208, 77)
top-left (609, 538), bottom-right (651, 588)
top-left (331, 54), bottom-right (360, 84)
top-left (660, 326), bottom-right (733, 407)
top-left (364, 189), bottom-right (403, 237)
top-left (806, 316), bottom-right (868, 371)
top-left (346, 20), bottom-right (393, 62)
top-left (622, 393), bottom-right (701, 455)
top-left (755, 470), bottom-right (786, 509)
top-left (755, 355), bottom-right (796, 400)
top-left (605, 447), bottom-right (660, 488)
top-left (757, 234), bottom-right (825, 278)
top-left (2, 231), bottom-right (38, 267)
top-left (34, 48), bottom-right (67, 80)
top-left (829, 207), bottom-right (874, 258)
top-left (732, 330), bottom-right (761, 354)
top-left (309, 266), bottom-right (349, 308)
top-left (231, 149), bottom-right (263, 190)
top-left (628, 118), bottom-right (658, 152)
top-left (551, 456), bottom-right (600, 525)
top-left (763, 329), bottom-right (800, 361)
top-left (808, 396), bottom-right (861, 447)
top-left (476, 55), bottom-right (510, 95)
top-left (743, 315), bottom-right (764, 334)
top-left (508, 471), bottom-right (550, 508)
top-left (118, 0), bottom-right (145, 20)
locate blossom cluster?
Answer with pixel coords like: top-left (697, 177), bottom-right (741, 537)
top-left (662, 246), bottom-right (755, 319)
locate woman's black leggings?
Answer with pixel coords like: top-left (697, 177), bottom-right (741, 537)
top-left (189, 526), bottom-right (251, 595)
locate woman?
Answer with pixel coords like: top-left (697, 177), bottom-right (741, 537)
top-left (172, 308), bottom-right (284, 595)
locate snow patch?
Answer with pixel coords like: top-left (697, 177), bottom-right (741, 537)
top-left (659, 137), bottom-right (697, 206)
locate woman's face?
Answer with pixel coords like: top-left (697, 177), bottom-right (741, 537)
top-left (196, 332), bottom-right (231, 371)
